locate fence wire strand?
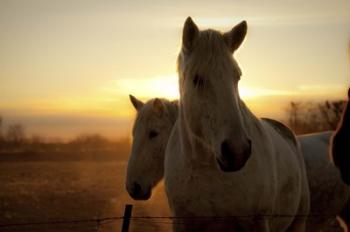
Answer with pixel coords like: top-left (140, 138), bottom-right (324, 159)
top-left (0, 213), bottom-right (345, 231)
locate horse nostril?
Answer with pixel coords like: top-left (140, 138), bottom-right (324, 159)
top-left (218, 138), bottom-right (252, 172)
top-left (246, 139), bottom-right (252, 154)
top-left (221, 140), bottom-right (231, 158)
top-left (221, 139), bottom-right (251, 158)
top-left (133, 182), bottom-right (142, 195)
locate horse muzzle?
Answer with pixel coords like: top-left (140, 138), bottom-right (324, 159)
top-left (126, 182), bottom-right (151, 200)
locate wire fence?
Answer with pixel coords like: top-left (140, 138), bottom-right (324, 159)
top-left (0, 211), bottom-right (346, 232)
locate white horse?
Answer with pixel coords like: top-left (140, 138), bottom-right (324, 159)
top-left (125, 95), bottom-right (178, 200)
top-left (126, 96), bottom-right (350, 231)
top-left (164, 17), bottom-right (309, 231)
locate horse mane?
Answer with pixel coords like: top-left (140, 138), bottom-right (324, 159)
top-left (238, 100), bottom-right (264, 134)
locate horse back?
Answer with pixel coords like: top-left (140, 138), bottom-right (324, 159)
top-left (261, 118), bottom-right (298, 147)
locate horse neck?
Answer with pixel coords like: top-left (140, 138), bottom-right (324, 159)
top-left (177, 98), bottom-right (260, 164)
top-left (238, 99), bottom-right (262, 136)
top-left (178, 101), bottom-right (214, 163)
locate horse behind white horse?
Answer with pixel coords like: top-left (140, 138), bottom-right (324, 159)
top-left (126, 96), bottom-right (350, 231)
top-left (126, 95), bottom-right (178, 200)
top-left (164, 17), bottom-right (309, 231)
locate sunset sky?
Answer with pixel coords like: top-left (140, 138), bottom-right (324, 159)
top-left (1, 0), bottom-right (350, 139)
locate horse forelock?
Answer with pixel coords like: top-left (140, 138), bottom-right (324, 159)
top-left (178, 29), bottom-right (241, 83)
top-left (132, 98), bottom-right (177, 136)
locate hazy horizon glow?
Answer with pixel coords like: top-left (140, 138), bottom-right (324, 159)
top-left (1, 0), bottom-right (349, 139)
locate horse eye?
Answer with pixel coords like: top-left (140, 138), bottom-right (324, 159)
top-left (193, 74), bottom-right (204, 88)
top-left (149, 130), bottom-right (158, 139)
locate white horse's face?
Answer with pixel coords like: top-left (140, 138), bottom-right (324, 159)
top-left (126, 95), bottom-right (175, 200)
top-left (178, 18), bottom-right (251, 172)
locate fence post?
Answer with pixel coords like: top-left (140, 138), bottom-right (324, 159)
top-left (121, 204), bottom-right (133, 232)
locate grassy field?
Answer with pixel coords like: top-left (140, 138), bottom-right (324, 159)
top-left (0, 160), bottom-right (171, 232)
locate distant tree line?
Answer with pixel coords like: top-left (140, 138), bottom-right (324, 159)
top-left (0, 99), bottom-right (346, 157)
top-left (0, 117), bottom-right (26, 147)
top-left (285, 100), bottom-right (346, 135)
top-left (0, 116), bottom-right (130, 161)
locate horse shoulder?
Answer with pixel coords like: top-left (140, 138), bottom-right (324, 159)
top-left (261, 118), bottom-right (297, 147)
top-left (256, 118), bottom-right (309, 227)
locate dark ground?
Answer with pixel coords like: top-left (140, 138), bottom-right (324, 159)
top-left (0, 159), bottom-right (171, 232)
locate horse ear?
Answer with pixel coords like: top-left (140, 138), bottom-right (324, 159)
top-left (223, 21), bottom-right (247, 53)
top-left (153, 98), bottom-right (164, 117)
top-left (182, 17), bottom-right (199, 53)
top-left (129, 94), bottom-right (144, 111)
